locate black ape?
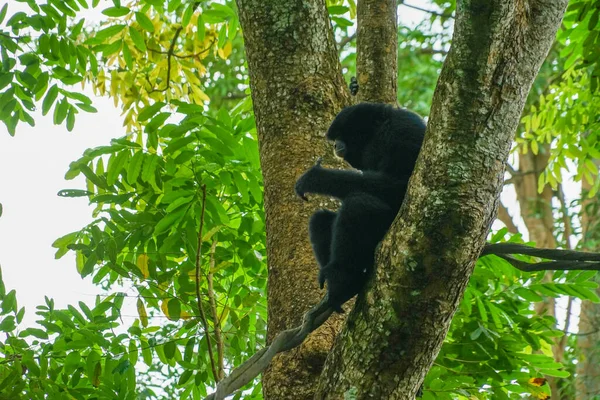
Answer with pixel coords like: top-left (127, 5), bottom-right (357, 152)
top-left (295, 103), bottom-right (426, 312)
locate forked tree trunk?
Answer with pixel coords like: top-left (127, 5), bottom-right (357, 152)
top-left (315, 1), bottom-right (567, 398)
top-left (237, 0), bottom-right (567, 398)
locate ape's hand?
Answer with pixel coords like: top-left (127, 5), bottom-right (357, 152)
top-left (294, 158), bottom-right (324, 201)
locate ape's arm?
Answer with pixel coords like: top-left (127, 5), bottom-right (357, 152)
top-left (295, 160), bottom-right (403, 203)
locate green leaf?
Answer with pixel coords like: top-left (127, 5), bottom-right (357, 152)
top-left (184, 337), bottom-right (196, 362)
top-left (514, 287), bottom-right (543, 302)
top-left (154, 208), bottom-right (186, 234)
top-left (197, 15), bottom-right (205, 42)
top-left (135, 12), bottom-right (155, 32)
top-left (0, 4), bottom-right (8, 25)
top-left (22, 328), bottom-right (49, 339)
top-left (127, 151), bottom-right (144, 184)
top-left (129, 26), bottom-right (146, 52)
top-left (42, 84), bottom-right (59, 116)
top-left (476, 296), bottom-right (488, 322)
top-left (112, 359), bottom-right (131, 375)
top-left (141, 339), bottom-right (152, 366)
top-left (138, 102), bottom-right (165, 121)
top-left (331, 16), bottom-right (353, 27)
top-left (122, 43), bottom-right (133, 70)
top-left (588, 9), bottom-right (599, 30)
top-left (164, 135), bottom-right (196, 155)
top-left (182, 2), bottom-right (194, 27)
top-left (66, 105), bottom-right (76, 131)
top-left (164, 340), bottom-right (176, 359)
top-left (94, 24), bottom-right (126, 42)
top-left (75, 103), bottom-right (98, 113)
top-left (0, 72), bottom-right (13, 91)
top-left (107, 150), bottom-right (130, 185)
top-left (178, 369), bottom-right (193, 386)
top-left (102, 39), bottom-right (122, 57)
top-left (53, 98), bottom-right (69, 125)
top-left (145, 111), bottom-right (170, 132)
top-left (328, 5), bottom-right (349, 15)
top-left (102, 6), bottom-right (130, 17)
top-left (141, 154), bottom-right (159, 183)
top-left (202, 9), bottom-right (228, 24)
top-left (539, 369), bottom-right (570, 378)
top-left (166, 298), bottom-right (181, 321)
top-left (2, 290), bottom-right (17, 314)
top-left (79, 164), bottom-right (109, 189)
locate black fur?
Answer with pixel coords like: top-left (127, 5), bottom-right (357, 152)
top-left (295, 103), bottom-right (426, 312)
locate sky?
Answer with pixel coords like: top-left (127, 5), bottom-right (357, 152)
top-left (0, 1), bottom-right (581, 330)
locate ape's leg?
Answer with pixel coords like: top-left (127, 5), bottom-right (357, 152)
top-left (308, 209), bottom-right (337, 268)
top-left (320, 193), bottom-right (395, 312)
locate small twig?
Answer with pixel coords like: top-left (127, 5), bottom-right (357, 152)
top-left (414, 47), bottom-right (448, 56)
top-left (399, 2), bottom-right (454, 19)
top-left (505, 163), bottom-right (518, 176)
top-left (147, 38), bottom-right (216, 60)
top-left (0, 32), bottom-right (23, 41)
top-left (222, 93), bottom-right (248, 101)
top-left (338, 33), bottom-right (356, 50)
top-left (148, 1), bottom-right (202, 94)
top-left (194, 184), bottom-right (219, 382)
top-left (207, 239), bottom-right (224, 381)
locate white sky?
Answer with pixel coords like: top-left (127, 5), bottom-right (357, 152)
top-left (0, 1), bottom-right (581, 331)
top-left (0, 94), bottom-right (123, 325)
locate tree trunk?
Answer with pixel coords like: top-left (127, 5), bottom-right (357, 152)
top-left (356, 0), bottom-right (397, 104)
top-left (577, 166), bottom-right (600, 400)
top-left (514, 149), bottom-right (556, 249)
top-left (315, 1), bottom-right (567, 398)
top-left (235, 1), bottom-right (350, 398)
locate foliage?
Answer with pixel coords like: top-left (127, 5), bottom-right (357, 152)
top-left (519, 0), bottom-right (600, 195)
top-left (1, 0), bottom-right (599, 399)
top-left (427, 230), bottom-right (599, 399)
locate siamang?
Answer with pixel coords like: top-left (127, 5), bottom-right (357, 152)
top-left (295, 103), bottom-right (426, 312)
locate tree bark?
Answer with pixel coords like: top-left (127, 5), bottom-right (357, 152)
top-left (315, 1), bottom-right (567, 398)
top-left (356, 0), bottom-right (398, 104)
top-left (577, 164), bottom-right (600, 400)
top-left (235, 1), bottom-right (350, 398)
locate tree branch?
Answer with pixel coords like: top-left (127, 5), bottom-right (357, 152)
top-left (338, 33), bottom-right (356, 51)
top-left (194, 184), bottom-right (219, 382)
top-left (399, 1), bottom-right (454, 19)
top-left (207, 240), bottom-right (224, 381)
top-left (147, 1), bottom-right (203, 94)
